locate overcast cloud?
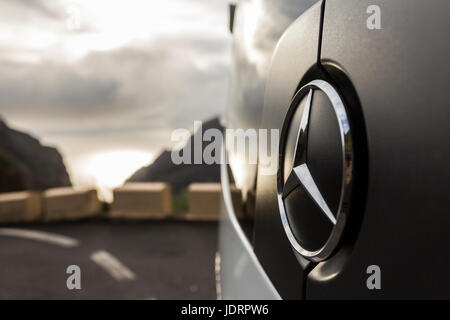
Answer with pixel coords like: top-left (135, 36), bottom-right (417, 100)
top-left (0, 0), bottom-right (231, 190)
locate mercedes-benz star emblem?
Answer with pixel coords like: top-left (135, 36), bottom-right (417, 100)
top-left (277, 79), bottom-right (354, 262)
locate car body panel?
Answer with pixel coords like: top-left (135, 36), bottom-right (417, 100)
top-left (306, 0), bottom-right (450, 299)
top-left (226, 0), bottom-right (319, 197)
top-left (220, 0), bottom-right (450, 299)
top-left (220, 0), bottom-right (320, 300)
top-left (253, 2), bottom-right (323, 299)
top-left (218, 147), bottom-right (280, 299)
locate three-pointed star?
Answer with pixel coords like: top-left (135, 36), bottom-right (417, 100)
top-left (282, 89), bottom-right (337, 225)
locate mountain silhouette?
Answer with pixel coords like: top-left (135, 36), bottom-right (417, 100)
top-left (0, 118), bottom-right (71, 193)
top-left (127, 117), bottom-right (231, 193)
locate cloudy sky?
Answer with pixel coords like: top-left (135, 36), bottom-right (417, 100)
top-left (0, 0), bottom-right (232, 199)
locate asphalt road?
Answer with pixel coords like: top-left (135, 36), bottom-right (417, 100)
top-left (0, 220), bottom-right (218, 299)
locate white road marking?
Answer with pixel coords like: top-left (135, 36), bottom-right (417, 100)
top-left (90, 250), bottom-right (136, 281)
top-left (0, 228), bottom-right (79, 248)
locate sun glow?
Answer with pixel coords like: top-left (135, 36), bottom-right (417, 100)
top-left (80, 150), bottom-right (154, 202)
top-left (59, 0), bottom-right (225, 60)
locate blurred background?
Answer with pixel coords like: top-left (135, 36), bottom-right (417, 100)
top-left (0, 0), bottom-right (234, 299)
top-left (0, 0), bottom-right (231, 201)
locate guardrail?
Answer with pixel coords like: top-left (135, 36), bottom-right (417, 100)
top-left (185, 183), bottom-right (243, 221)
top-left (0, 182), bottom-right (245, 223)
top-left (44, 187), bottom-right (101, 221)
top-left (109, 182), bottom-right (172, 219)
top-left (0, 191), bottom-right (42, 223)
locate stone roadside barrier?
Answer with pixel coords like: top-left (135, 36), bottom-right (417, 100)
top-left (44, 187), bottom-right (101, 221)
top-left (0, 191), bottom-right (42, 223)
top-left (186, 183), bottom-right (243, 221)
top-left (110, 182), bottom-right (172, 219)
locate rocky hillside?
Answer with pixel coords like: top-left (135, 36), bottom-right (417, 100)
top-left (127, 117), bottom-right (231, 194)
top-left (0, 118), bottom-right (71, 193)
